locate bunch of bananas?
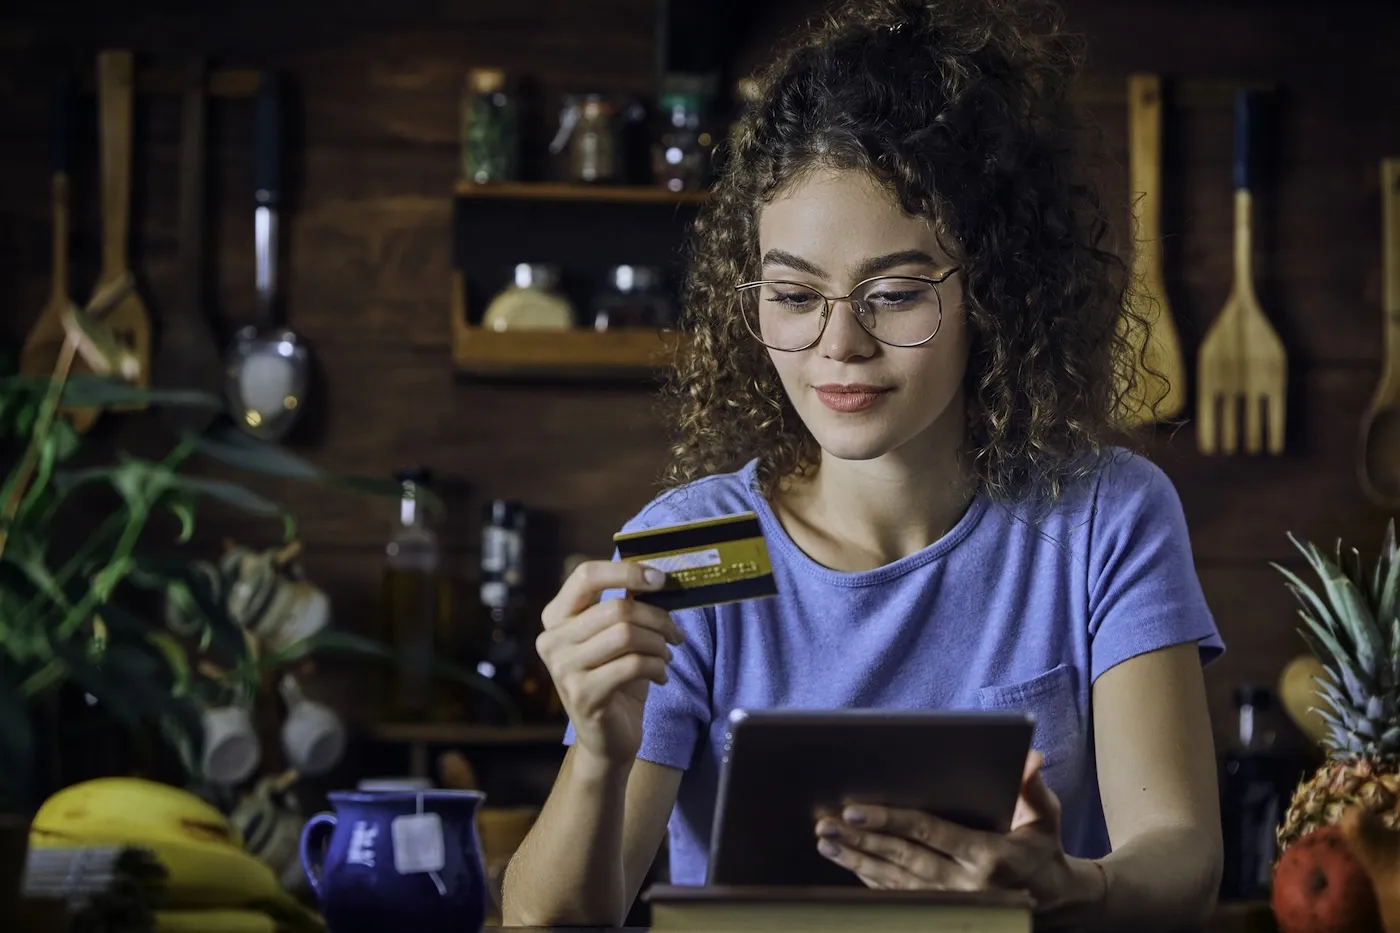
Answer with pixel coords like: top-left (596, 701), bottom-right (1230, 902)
top-left (30, 777), bottom-right (323, 933)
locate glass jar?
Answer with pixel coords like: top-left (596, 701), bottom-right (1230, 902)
top-left (482, 263), bottom-right (576, 331)
top-left (551, 94), bottom-right (620, 184)
top-left (592, 265), bottom-right (674, 330)
top-left (461, 67), bottom-right (519, 184)
top-left (652, 90), bottom-right (707, 192)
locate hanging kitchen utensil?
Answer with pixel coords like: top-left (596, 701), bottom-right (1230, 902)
top-left (19, 71), bottom-right (102, 431)
top-left (1358, 158), bottom-right (1400, 505)
top-left (93, 49), bottom-right (153, 412)
top-left (154, 57), bottom-right (226, 437)
top-left (224, 70), bottom-right (310, 440)
top-left (1116, 73), bottom-right (1186, 427)
top-left (1196, 89), bottom-right (1286, 455)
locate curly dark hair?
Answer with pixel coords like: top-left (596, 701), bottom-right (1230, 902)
top-left (659, 0), bottom-right (1150, 504)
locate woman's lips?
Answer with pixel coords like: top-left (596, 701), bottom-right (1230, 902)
top-left (813, 384), bottom-right (893, 412)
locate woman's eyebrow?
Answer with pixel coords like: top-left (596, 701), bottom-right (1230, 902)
top-left (759, 248), bottom-right (940, 280)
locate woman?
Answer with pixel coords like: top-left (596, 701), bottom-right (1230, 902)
top-left (502, 0), bottom-right (1224, 928)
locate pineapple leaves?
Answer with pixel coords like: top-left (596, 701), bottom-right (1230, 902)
top-left (1287, 533), bottom-right (1385, 682)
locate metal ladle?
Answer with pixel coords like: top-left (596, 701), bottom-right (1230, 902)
top-left (225, 71), bottom-right (309, 441)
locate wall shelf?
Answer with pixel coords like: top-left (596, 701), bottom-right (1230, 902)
top-left (451, 324), bottom-right (684, 379)
top-left (453, 180), bottom-right (708, 206)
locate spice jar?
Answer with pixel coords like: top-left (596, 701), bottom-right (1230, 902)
top-left (461, 68), bottom-right (519, 184)
top-left (550, 94), bottom-right (620, 184)
top-left (482, 264), bottom-right (576, 331)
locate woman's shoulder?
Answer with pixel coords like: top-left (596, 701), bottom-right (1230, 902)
top-left (616, 460), bottom-right (762, 537)
top-left (1035, 446), bottom-right (1189, 541)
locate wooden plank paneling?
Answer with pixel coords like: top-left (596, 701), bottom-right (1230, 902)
top-left (4, 0), bottom-right (1400, 752)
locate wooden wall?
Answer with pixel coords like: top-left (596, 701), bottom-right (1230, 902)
top-left (3, 0), bottom-right (1400, 758)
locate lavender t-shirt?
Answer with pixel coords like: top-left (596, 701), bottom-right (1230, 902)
top-left (563, 448), bottom-right (1224, 885)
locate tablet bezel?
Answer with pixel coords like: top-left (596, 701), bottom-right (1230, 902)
top-left (705, 707), bottom-right (1036, 887)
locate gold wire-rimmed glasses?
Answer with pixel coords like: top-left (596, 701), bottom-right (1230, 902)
top-left (733, 268), bottom-right (959, 351)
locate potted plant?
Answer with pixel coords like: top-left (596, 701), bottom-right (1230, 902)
top-left (0, 280), bottom-right (515, 908)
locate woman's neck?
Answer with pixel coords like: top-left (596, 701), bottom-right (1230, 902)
top-left (773, 430), bottom-right (976, 573)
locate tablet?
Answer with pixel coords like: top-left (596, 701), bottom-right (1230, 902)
top-left (705, 707), bottom-right (1035, 887)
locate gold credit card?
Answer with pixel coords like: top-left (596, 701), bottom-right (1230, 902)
top-left (613, 511), bottom-right (778, 611)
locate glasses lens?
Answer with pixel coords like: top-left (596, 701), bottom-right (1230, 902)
top-left (743, 282), bottom-right (827, 350)
top-left (851, 277), bottom-right (942, 346)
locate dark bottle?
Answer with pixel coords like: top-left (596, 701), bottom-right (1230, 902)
top-left (1219, 685), bottom-right (1308, 900)
top-left (470, 500), bottom-right (562, 724)
top-left (379, 467), bottom-right (453, 721)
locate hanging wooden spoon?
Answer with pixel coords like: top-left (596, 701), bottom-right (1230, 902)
top-left (1115, 73), bottom-right (1187, 426)
top-left (93, 49), bottom-right (152, 412)
top-left (1359, 158), bottom-right (1400, 505)
top-left (18, 71), bottom-right (103, 431)
top-left (153, 56), bottom-right (225, 436)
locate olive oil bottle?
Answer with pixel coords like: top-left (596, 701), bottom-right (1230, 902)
top-left (380, 467), bottom-right (454, 721)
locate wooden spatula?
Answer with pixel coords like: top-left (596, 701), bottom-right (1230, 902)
top-left (1358, 158), bottom-right (1400, 504)
top-left (18, 72), bottom-right (103, 430)
top-left (1196, 90), bottom-right (1287, 455)
top-left (93, 49), bottom-right (152, 411)
top-left (1116, 73), bottom-right (1187, 426)
top-left (153, 57), bottom-right (225, 436)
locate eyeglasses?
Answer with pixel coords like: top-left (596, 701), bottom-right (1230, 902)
top-left (733, 269), bottom-right (959, 352)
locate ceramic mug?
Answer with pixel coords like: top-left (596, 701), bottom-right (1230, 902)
top-left (202, 705), bottom-right (260, 786)
top-left (279, 675), bottom-right (345, 777)
top-left (300, 789), bottom-right (489, 933)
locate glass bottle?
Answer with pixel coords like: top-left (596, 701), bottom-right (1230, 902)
top-left (470, 500), bottom-right (563, 724)
top-left (652, 87), bottom-right (707, 192)
top-left (461, 67), bottom-right (519, 184)
top-left (380, 468), bottom-right (452, 721)
top-left (1219, 685), bottom-right (1308, 900)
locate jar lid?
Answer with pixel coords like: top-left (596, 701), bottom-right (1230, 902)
top-left (608, 264), bottom-right (662, 292)
top-left (513, 263), bottom-right (561, 291)
top-left (469, 68), bottom-right (506, 94)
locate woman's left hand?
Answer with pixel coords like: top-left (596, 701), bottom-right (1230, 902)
top-left (813, 751), bottom-right (1104, 917)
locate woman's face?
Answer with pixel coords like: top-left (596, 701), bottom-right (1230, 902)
top-left (753, 167), bottom-right (969, 465)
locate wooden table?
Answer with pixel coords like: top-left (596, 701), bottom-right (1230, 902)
top-left (483, 900), bottom-right (1276, 933)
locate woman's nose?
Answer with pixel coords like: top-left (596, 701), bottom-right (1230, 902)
top-left (820, 298), bottom-right (877, 361)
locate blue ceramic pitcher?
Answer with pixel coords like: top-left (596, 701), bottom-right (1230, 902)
top-left (299, 789), bottom-right (488, 933)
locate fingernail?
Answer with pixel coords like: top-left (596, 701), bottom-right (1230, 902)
top-left (642, 568), bottom-right (666, 588)
top-left (817, 839), bottom-right (840, 858)
top-left (842, 807), bottom-right (865, 824)
top-left (665, 646), bottom-right (674, 662)
top-left (816, 822), bottom-right (839, 838)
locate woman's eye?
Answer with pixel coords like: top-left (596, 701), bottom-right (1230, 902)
top-left (767, 291), bottom-right (819, 306)
top-left (867, 290), bottom-right (918, 307)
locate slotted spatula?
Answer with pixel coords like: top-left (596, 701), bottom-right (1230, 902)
top-left (1196, 90), bottom-right (1287, 455)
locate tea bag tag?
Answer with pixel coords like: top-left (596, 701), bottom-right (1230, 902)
top-left (392, 794), bottom-right (446, 887)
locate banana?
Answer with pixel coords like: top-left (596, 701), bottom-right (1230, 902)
top-left (32, 777), bottom-right (241, 849)
top-left (31, 827), bottom-right (323, 933)
top-left (155, 909), bottom-right (277, 933)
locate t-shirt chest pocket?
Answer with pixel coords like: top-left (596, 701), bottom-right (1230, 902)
top-left (974, 662), bottom-right (1083, 777)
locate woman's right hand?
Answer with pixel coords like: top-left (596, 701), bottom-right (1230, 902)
top-left (536, 560), bottom-right (685, 768)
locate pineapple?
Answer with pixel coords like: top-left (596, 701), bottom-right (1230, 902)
top-left (1273, 519), bottom-right (1400, 852)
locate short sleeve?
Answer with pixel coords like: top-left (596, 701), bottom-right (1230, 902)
top-left (561, 501), bottom-right (715, 772)
top-left (1086, 455), bottom-right (1225, 683)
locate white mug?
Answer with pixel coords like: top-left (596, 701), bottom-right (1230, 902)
top-left (202, 705), bottom-right (260, 786)
top-left (279, 675), bottom-right (345, 777)
top-left (256, 579), bottom-right (331, 655)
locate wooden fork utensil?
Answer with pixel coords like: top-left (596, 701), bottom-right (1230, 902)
top-left (1196, 90), bottom-right (1287, 455)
